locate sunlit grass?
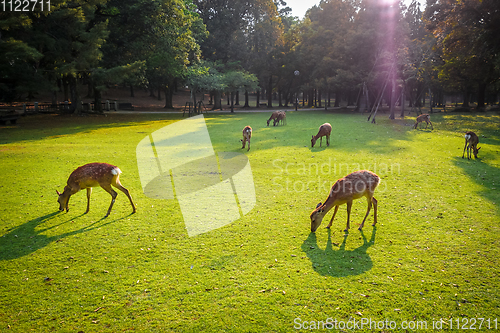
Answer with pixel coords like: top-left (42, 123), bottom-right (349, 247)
top-left (0, 110), bottom-right (499, 332)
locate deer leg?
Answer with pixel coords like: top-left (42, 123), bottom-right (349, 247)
top-left (345, 201), bottom-right (353, 232)
top-left (326, 134), bottom-right (330, 147)
top-left (85, 188), bottom-right (92, 214)
top-left (326, 206), bottom-right (339, 229)
top-left (247, 138), bottom-right (250, 151)
top-left (113, 179), bottom-right (136, 213)
top-left (100, 184), bottom-right (117, 217)
top-left (429, 121), bottom-right (433, 130)
top-left (241, 138), bottom-right (246, 149)
top-left (372, 197), bottom-right (378, 226)
top-left (320, 137), bottom-right (323, 147)
top-left (359, 197), bottom-right (373, 230)
top-left (462, 140), bottom-right (468, 158)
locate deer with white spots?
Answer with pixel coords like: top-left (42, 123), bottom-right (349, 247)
top-left (413, 114), bottom-right (433, 130)
top-left (56, 163), bottom-right (136, 217)
top-left (310, 170), bottom-right (380, 233)
top-left (311, 123), bottom-right (332, 147)
top-left (462, 131), bottom-right (481, 160)
top-left (241, 126), bottom-right (252, 151)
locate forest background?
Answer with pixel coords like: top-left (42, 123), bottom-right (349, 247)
top-left (1, 0), bottom-right (499, 115)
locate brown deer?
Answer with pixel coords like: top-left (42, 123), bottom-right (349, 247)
top-left (267, 111), bottom-right (280, 126)
top-left (241, 126), bottom-right (252, 151)
top-left (273, 111), bottom-right (286, 126)
top-left (310, 170), bottom-right (380, 233)
top-left (311, 123), bottom-right (332, 147)
top-left (413, 114), bottom-right (433, 130)
top-left (57, 163), bottom-right (136, 217)
top-left (462, 131), bottom-right (481, 160)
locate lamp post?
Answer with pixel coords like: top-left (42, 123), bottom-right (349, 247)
top-left (294, 70), bottom-right (300, 111)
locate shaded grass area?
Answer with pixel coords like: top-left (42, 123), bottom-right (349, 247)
top-left (0, 111), bottom-right (499, 332)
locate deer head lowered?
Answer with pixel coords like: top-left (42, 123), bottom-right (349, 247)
top-left (311, 123), bottom-right (332, 148)
top-left (57, 163), bottom-right (136, 217)
top-left (310, 170), bottom-right (379, 233)
top-left (462, 131), bottom-right (481, 160)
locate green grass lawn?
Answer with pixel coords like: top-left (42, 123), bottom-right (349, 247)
top-left (0, 110), bottom-right (499, 332)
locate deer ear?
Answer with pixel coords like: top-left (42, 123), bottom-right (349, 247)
top-left (477, 147), bottom-right (481, 151)
top-left (316, 202), bottom-right (322, 209)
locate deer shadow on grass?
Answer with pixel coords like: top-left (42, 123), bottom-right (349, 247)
top-left (0, 211), bottom-right (130, 261)
top-left (301, 227), bottom-right (377, 277)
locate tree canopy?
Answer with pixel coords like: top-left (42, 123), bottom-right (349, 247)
top-left (1, 0), bottom-right (499, 111)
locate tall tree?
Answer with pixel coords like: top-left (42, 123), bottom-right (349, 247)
top-left (424, 0), bottom-right (500, 109)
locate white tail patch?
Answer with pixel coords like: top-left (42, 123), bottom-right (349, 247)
top-left (111, 168), bottom-right (122, 176)
top-left (465, 134), bottom-right (471, 141)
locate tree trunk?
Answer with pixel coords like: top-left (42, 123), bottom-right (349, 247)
top-left (476, 83), bottom-right (486, 110)
top-left (389, 78), bottom-right (396, 119)
top-left (230, 91), bottom-right (235, 113)
top-left (193, 90), bottom-right (198, 114)
top-left (244, 91), bottom-right (250, 108)
top-left (400, 84), bottom-right (405, 118)
top-left (213, 90), bottom-right (222, 110)
top-left (69, 75), bottom-right (82, 114)
top-left (334, 91), bottom-right (340, 107)
top-left (235, 91), bottom-right (240, 105)
top-left (163, 87), bottom-right (173, 109)
top-left (61, 77), bottom-right (69, 102)
top-left (462, 88), bottom-right (470, 107)
top-left (428, 88), bottom-right (433, 113)
top-left (256, 89), bottom-right (260, 108)
top-left (267, 76), bottom-right (273, 108)
top-left (94, 87), bottom-right (103, 113)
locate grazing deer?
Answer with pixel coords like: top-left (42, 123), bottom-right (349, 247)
top-left (311, 123), bottom-right (332, 147)
top-left (267, 111), bottom-right (281, 126)
top-left (310, 170), bottom-right (380, 233)
top-left (57, 163), bottom-right (136, 217)
top-left (241, 126), bottom-right (252, 151)
top-left (462, 131), bottom-right (481, 160)
top-left (273, 111), bottom-right (286, 126)
top-left (413, 114), bottom-right (433, 130)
